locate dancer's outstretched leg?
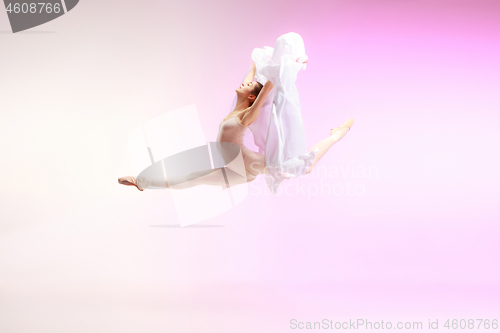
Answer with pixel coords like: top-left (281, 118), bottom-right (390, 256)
top-left (118, 167), bottom-right (251, 191)
top-left (305, 118), bottom-right (354, 174)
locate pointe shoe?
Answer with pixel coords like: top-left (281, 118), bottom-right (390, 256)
top-left (118, 176), bottom-right (144, 191)
top-left (330, 118), bottom-right (354, 141)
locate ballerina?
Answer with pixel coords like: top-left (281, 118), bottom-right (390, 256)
top-left (118, 32), bottom-right (353, 192)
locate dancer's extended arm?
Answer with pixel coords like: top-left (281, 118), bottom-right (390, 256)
top-left (239, 81), bottom-right (274, 126)
top-left (243, 62), bottom-right (257, 84)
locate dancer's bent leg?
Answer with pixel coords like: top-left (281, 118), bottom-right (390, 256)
top-left (305, 118), bottom-right (354, 174)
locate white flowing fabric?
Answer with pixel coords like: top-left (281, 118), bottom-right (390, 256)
top-left (228, 32), bottom-right (317, 194)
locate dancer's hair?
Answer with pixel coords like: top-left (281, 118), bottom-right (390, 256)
top-left (250, 82), bottom-right (264, 106)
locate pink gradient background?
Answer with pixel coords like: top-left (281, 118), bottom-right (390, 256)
top-left (1, 0), bottom-right (499, 332)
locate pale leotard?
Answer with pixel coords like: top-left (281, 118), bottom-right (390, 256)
top-left (217, 116), bottom-right (267, 180)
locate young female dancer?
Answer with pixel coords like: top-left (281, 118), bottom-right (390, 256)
top-left (118, 34), bottom-right (353, 192)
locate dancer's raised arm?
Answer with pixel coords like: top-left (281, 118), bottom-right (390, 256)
top-left (243, 62), bottom-right (257, 84)
top-left (239, 81), bottom-right (274, 126)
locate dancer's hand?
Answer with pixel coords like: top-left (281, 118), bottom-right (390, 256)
top-left (243, 61), bottom-right (257, 84)
top-left (296, 57), bottom-right (308, 63)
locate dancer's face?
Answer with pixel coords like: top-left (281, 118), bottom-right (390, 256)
top-left (236, 81), bottom-right (257, 101)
